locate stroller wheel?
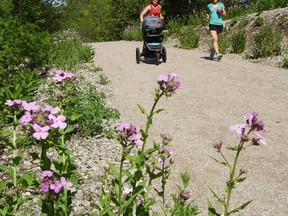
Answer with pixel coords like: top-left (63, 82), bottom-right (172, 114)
top-left (136, 47), bottom-right (140, 64)
top-left (156, 52), bottom-right (160, 66)
top-left (162, 47), bottom-right (167, 63)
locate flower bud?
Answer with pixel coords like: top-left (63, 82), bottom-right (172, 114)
top-left (213, 141), bottom-right (222, 151)
top-left (179, 191), bottom-right (191, 202)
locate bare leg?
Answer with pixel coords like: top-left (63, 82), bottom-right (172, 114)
top-left (210, 30), bottom-right (221, 54)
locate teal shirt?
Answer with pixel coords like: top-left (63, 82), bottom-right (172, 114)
top-left (207, 2), bottom-right (225, 25)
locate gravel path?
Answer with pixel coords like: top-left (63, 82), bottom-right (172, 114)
top-left (89, 41), bottom-right (288, 215)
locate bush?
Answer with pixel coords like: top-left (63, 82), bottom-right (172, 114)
top-left (167, 18), bottom-right (184, 35)
top-left (282, 58), bottom-right (288, 68)
top-left (251, 25), bottom-right (282, 58)
top-left (44, 74), bottom-right (119, 137)
top-left (254, 17), bottom-right (264, 27)
top-left (257, 0), bottom-right (288, 11)
top-left (219, 30), bottom-right (229, 54)
top-left (187, 12), bottom-right (208, 26)
top-left (238, 18), bottom-right (249, 28)
top-left (0, 65), bottom-right (42, 126)
top-left (49, 29), bottom-right (94, 70)
top-left (0, 18), bottom-right (52, 68)
top-left (122, 25), bottom-right (142, 41)
top-left (178, 26), bottom-right (199, 49)
top-left (231, 28), bottom-right (247, 54)
top-left (256, 0), bottom-right (274, 11)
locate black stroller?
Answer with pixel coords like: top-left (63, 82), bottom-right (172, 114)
top-left (136, 16), bottom-right (167, 65)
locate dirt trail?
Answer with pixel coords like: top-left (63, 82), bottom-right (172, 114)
top-left (92, 41), bottom-right (288, 215)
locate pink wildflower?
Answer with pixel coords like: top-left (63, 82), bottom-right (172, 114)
top-left (32, 124), bottom-right (49, 140)
top-left (22, 101), bottom-right (40, 111)
top-left (60, 177), bottom-right (73, 191)
top-left (19, 112), bottom-right (33, 125)
top-left (157, 72), bottom-right (181, 94)
top-left (40, 183), bottom-right (50, 192)
top-left (50, 180), bottom-right (63, 193)
top-left (49, 114), bottom-right (67, 129)
top-left (229, 123), bottom-right (247, 135)
top-left (5, 100), bottom-right (14, 106)
top-left (41, 170), bottom-right (54, 178)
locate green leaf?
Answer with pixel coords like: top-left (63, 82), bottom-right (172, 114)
top-left (126, 155), bottom-right (143, 166)
top-left (137, 104), bottom-right (147, 115)
top-left (0, 135), bottom-right (14, 149)
top-left (13, 155), bottom-right (24, 167)
top-left (235, 177), bottom-right (247, 183)
top-left (0, 206), bottom-right (9, 215)
top-left (107, 161), bottom-right (119, 176)
top-left (70, 114), bottom-right (83, 121)
top-left (209, 187), bottom-right (226, 207)
top-left (209, 156), bottom-right (229, 167)
top-left (229, 200), bottom-right (253, 214)
top-left (112, 179), bottom-right (119, 196)
top-left (29, 152), bottom-right (40, 160)
top-left (226, 146), bottom-right (239, 151)
top-left (0, 165), bottom-right (13, 178)
top-left (122, 188), bottom-right (144, 208)
top-left (153, 108), bottom-right (165, 115)
top-left (207, 199), bottom-right (221, 216)
top-left (17, 173), bottom-right (38, 187)
top-left (0, 181), bottom-right (8, 193)
top-left (64, 125), bottom-right (74, 134)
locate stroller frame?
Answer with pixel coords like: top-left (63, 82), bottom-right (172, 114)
top-left (136, 16), bottom-right (167, 65)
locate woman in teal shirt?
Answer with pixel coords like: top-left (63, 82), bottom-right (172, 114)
top-left (206, 0), bottom-right (226, 60)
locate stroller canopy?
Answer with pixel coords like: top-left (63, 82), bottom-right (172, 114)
top-left (142, 16), bottom-right (163, 32)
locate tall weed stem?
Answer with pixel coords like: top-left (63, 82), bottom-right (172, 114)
top-left (141, 91), bottom-right (164, 153)
top-left (12, 114), bottom-right (18, 187)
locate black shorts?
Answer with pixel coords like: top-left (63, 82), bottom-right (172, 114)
top-left (209, 24), bottom-right (223, 33)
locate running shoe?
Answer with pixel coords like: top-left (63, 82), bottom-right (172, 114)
top-left (217, 53), bottom-right (223, 61)
top-left (210, 48), bottom-right (215, 60)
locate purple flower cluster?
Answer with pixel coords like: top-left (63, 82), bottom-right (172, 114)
top-left (118, 122), bottom-right (143, 150)
top-left (52, 70), bottom-right (75, 83)
top-left (156, 146), bottom-right (174, 164)
top-left (5, 99), bottom-right (23, 108)
top-left (40, 171), bottom-right (73, 194)
top-left (5, 100), bottom-right (67, 140)
top-left (229, 112), bottom-right (266, 145)
top-left (157, 72), bottom-right (181, 95)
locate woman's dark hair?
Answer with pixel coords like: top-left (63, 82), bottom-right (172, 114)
top-left (150, 0), bottom-right (160, 4)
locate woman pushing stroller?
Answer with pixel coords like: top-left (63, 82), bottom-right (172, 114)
top-left (140, 0), bottom-right (164, 22)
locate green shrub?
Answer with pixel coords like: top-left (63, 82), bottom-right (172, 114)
top-left (0, 65), bottom-right (42, 126)
top-left (257, 0), bottom-right (288, 11)
top-left (0, 18), bottom-right (52, 68)
top-left (178, 26), bottom-right (199, 49)
top-left (231, 17), bottom-right (238, 26)
top-left (282, 58), bottom-right (288, 68)
top-left (231, 28), bottom-right (247, 53)
top-left (98, 74), bottom-right (111, 85)
top-left (219, 31), bottom-right (229, 54)
top-left (167, 18), bottom-right (184, 35)
top-left (238, 18), bottom-right (249, 28)
top-left (45, 76), bottom-right (119, 137)
top-left (122, 25), bottom-right (142, 41)
top-left (187, 12), bottom-right (208, 26)
top-left (256, 0), bottom-right (274, 11)
top-left (49, 29), bottom-right (94, 70)
top-left (251, 25), bottom-right (282, 58)
top-left (254, 17), bottom-right (264, 27)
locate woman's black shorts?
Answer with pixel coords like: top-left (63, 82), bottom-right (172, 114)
top-left (209, 24), bottom-right (223, 33)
